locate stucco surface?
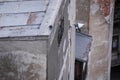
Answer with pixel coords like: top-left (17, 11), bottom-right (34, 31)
top-left (0, 40), bottom-right (47, 80)
top-left (87, 0), bottom-right (112, 80)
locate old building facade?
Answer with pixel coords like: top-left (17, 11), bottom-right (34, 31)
top-left (0, 0), bottom-right (118, 80)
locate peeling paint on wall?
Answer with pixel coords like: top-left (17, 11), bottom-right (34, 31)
top-left (98, 0), bottom-right (110, 17)
top-left (87, 0), bottom-right (112, 80)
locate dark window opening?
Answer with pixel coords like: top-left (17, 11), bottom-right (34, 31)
top-left (75, 60), bottom-right (87, 80)
top-left (111, 0), bottom-right (120, 80)
top-left (111, 0), bottom-right (120, 67)
top-left (75, 60), bottom-right (83, 80)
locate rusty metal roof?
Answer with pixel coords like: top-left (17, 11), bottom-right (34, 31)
top-left (0, 0), bottom-right (63, 37)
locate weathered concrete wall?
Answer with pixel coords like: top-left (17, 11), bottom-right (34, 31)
top-left (76, 0), bottom-right (90, 33)
top-left (48, 0), bottom-right (76, 80)
top-left (0, 39), bottom-right (47, 80)
top-left (68, 0), bottom-right (76, 80)
top-left (47, 0), bottom-right (75, 80)
top-left (86, 0), bottom-right (113, 80)
top-left (0, 0), bottom-right (76, 80)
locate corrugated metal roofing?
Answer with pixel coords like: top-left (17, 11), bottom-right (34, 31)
top-left (0, 0), bottom-right (63, 37)
top-left (0, 1), bottom-right (47, 13)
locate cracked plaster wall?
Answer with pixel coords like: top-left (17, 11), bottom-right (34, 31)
top-left (86, 0), bottom-right (114, 80)
top-left (0, 40), bottom-right (47, 80)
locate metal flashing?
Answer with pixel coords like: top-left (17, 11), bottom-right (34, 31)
top-left (75, 32), bottom-right (92, 62)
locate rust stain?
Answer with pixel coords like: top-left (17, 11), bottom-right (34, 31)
top-left (98, 0), bottom-right (110, 17)
top-left (27, 13), bottom-right (37, 24)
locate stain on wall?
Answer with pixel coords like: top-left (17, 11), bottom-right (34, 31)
top-left (76, 0), bottom-right (90, 33)
top-left (48, 0), bottom-right (72, 80)
top-left (98, 0), bottom-right (110, 17)
top-left (86, 0), bottom-right (113, 80)
top-left (0, 40), bottom-right (47, 80)
top-left (0, 51), bottom-right (46, 80)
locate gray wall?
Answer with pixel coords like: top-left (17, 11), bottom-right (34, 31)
top-left (0, 39), bottom-right (48, 80)
top-left (76, 0), bottom-right (90, 33)
top-left (87, 0), bottom-right (113, 80)
top-left (48, 0), bottom-right (71, 80)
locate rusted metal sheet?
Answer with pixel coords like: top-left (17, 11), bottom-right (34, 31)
top-left (0, 25), bottom-right (40, 37)
top-left (0, 1), bottom-right (48, 14)
top-left (0, 0), bottom-right (62, 37)
top-left (0, 0), bottom-right (16, 1)
top-left (0, 0), bottom-right (17, 1)
top-left (75, 33), bottom-right (92, 62)
top-left (0, 12), bottom-right (45, 26)
top-left (0, 0), bottom-right (40, 2)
